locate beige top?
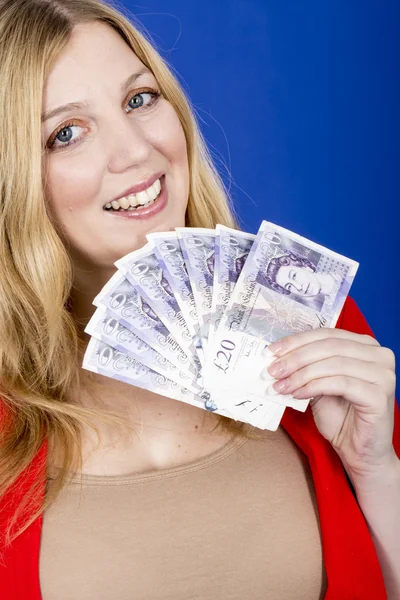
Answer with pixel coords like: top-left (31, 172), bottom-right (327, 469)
top-left (39, 426), bottom-right (328, 599)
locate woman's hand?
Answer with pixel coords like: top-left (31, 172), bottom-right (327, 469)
top-left (266, 329), bottom-right (398, 484)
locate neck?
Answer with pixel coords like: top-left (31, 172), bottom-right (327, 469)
top-left (79, 369), bottom-right (221, 434)
top-left (66, 372), bottom-right (229, 477)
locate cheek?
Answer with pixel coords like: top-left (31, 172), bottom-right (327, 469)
top-left (300, 271), bottom-right (311, 286)
top-left (152, 102), bottom-right (189, 173)
top-left (311, 272), bottom-right (319, 285)
top-left (43, 158), bottom-right (104, 218)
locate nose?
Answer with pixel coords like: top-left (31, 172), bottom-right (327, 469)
top-left (292, 280), bottom-right (303, 292)
top-left (106, 116), bottom-right (153, 174)
top-left (294, 270), bottom-right (308, 293)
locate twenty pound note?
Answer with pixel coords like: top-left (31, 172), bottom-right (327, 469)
top-left (83, 338), bottom-right (204, 409)
top-left (93, 271), bottom-right (199, 379)
top-left (115, 243), bottom-right (197, 360)
top-left (83, 338), bottom-right (243, 424)
top-left (210, 225), bottom-right (256, 340)
top-left (146, 231), bottom-right (203, 363)
top-left (85, 307), bottom-right (202, 395)
top-left (176, 228), bottom-right (216, 352)
top-left (203, 220), bottom-right (359, 418)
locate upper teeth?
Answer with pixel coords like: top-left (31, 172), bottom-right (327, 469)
top-left (106, 177), bottom-right (162, 210)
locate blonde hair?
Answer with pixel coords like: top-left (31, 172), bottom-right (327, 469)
top-left (0, 0), bottom-right (261, 549)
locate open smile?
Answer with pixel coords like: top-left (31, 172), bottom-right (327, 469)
top-left (103, 175), bottom-right (168, 220)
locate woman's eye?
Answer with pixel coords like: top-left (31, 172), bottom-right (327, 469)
top-left (47, 89), bottom-right (160, 151)
top-left (47, 123), bottom-right (84, 150)
top-left (125, 91), bottom-right (159, 113)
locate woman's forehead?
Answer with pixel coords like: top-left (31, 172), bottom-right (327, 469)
top-left (42, 24), bottom-right (151, 122)
top-left (52, 25), bottom-right (142, 74)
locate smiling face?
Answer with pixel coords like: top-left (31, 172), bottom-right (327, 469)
top-left (41, 21), bottom-right (190, 271)
top-left (275, 265), bottom-right (322, 297)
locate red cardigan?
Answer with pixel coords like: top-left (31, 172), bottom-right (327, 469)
top-left (0, 296), bottom-right (399, 599)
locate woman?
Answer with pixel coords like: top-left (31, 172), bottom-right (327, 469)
top-left (0, 1), bottom-right (399, 598)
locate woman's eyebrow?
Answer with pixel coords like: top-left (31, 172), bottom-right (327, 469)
top-left (41, 66), bottom-right (152, 123)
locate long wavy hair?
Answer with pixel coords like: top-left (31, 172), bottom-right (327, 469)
top-left (0, 0), bottom-right (262, 549)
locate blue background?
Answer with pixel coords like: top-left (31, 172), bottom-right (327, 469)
top-left (122, 1), bottom-right (399, 392)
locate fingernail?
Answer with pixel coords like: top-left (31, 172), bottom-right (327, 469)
top-left (267, 341), bottom-right (284, 355)
top-left (273, 379), bottom-right (289, 393)
top-left (267, 383), bottom-right (281, 396)
top-left (261, 346), bottom-right (276, 359)
top-left (267, 359), bottom-right (286, 378)
top-left (260, 368), bottom-right (275, 381)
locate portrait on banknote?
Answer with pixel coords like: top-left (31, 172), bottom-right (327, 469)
top-left (255, 231), bottom-right (349, 313)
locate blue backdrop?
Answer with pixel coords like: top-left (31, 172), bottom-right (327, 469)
top-left (121, 0), bottom-right (399, 393)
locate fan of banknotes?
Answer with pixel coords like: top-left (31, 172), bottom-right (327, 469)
top-left (82, 221), bottom-right (359, 430)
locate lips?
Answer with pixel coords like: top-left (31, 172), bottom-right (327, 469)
top-left (103, 174), bottom-right (168, 220)
top-left (105, 177), bottom-right (161, 211)
top-left (110, 172), bottom-right (164, 205)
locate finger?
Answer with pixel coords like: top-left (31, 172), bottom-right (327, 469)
top-left (266, 338), bottom-right (395, 381)
top-left (289, 376), bottom-right (390, 412)
top-left (267, 328), bottom-right (380, 358)
top-left (270, 357), bottom-right (395, 398)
